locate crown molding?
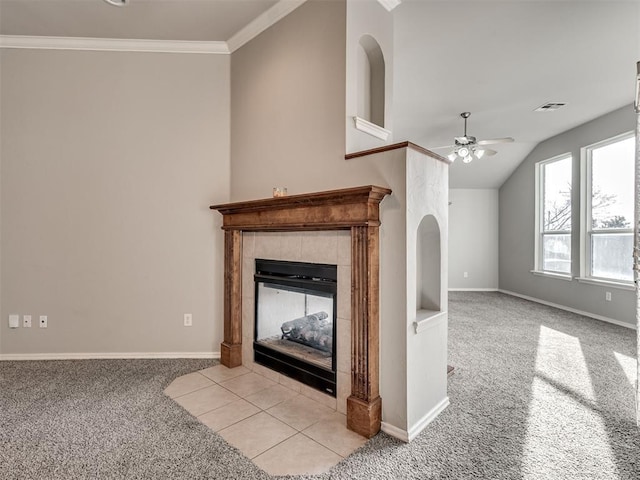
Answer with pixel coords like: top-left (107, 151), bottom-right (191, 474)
top-left (377, 0), bottom-right (401, 12)
top-left (0, 35), bottom-right (230, 54)
top-left (226, 0), bottom-right (307, 53)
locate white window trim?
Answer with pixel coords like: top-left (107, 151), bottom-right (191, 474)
top-left (579, 131), bottom-right (635, 285)
top-left (534, 153), bottom-right (573, 275)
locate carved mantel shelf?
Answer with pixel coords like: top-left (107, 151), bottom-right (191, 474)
top-left (210, 185), bottom-right (391, 438)
top-left (211, 185), bottom-right (391, 231)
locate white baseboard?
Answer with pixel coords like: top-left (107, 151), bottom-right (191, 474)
top-left (380, 421), bottom-right (409, 442)
top-left (0, 352), bottom-right (220, 361)
top-left (407, 396), bottom-right (450, 442)
top-left (381, 396), bottom-right (450, 443)
top-left (498, 289), bottom-right (636, 330)
top-left (449, 288), bottom-right (499, 292)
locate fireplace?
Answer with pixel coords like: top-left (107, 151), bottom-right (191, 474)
top-left (253, 259), bottom-right (337, 396)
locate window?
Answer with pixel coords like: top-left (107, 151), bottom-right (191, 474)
top-left (535, 154), bottom-right (572, 275)
top-left (581, 133), bottom-right (635, 283)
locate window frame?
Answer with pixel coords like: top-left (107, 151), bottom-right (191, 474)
top-left (534, 153), bottom-right (573, 277)
top-left (579, 131), bottom-right (635, 285)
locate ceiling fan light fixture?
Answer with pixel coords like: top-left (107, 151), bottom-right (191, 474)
top-left (462, 155), bottom-right (473, 164)
top-left (475, 149), bottom-right (485, 159)
top-left (103, 0), bottom-right (129, 6)
top-left (457, 147), bottom-right (470, 158)
top-left (447, 152), bottom-right (458, 162)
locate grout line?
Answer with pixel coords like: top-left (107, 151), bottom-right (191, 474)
top-left (168, 381), bottom-right (217, 400)
top-left (250, 429), bottom-right (299, 460)
top-left (299, 430), bottom-right (347, 458)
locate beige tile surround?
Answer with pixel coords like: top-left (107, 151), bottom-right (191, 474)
top-left (242, 230), bottom-right (352, 414)
top-left (165, 234), bottom-right (359, 475)
top-left (165, 365), bottom-right (367, 476)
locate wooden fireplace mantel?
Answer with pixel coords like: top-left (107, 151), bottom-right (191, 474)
top-left (210, 185), bottom-right (391, 231)
top-left (210, 185), bottom-right (391, 438)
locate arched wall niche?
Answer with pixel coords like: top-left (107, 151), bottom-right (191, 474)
top-left (357, 34), bottom-right (385, 128)
top-left (416, 214), bottom-right (441, 313)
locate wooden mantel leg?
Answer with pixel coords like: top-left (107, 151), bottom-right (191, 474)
top-left (221, 229), bottom-right (243, 368)
top-left (347, 226), bottom-right (382, 438)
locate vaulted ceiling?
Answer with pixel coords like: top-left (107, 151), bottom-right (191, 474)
top-left (1, 0), bottom-right (638, 188)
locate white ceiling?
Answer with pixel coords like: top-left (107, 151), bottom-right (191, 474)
top-left (0, 0), bottom-right (278, 41)
top-left (1, 0), bottom-right (638, 188)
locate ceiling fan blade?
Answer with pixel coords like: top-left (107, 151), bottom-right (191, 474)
top-left (477, 137), bottom-right (514, 145)
top-left (477, 148), bottom-right (497, 156)
top-left (429, 144), bottom-right (456, 150)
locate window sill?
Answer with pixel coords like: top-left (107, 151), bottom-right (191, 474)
top-left (575, 277), bottom-right (635, 291)
top-left (530, 270), bottom-right (573, 281)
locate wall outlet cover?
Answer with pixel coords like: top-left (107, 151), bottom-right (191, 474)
top-left (39, 315), bottom-right (48, 328)
top-left (23, 315), bottom-right (32, 328)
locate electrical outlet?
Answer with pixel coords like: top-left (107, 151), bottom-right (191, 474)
top-left (605, 292), bottom-right (612, 302)
top-left (183, 313), bottom-right (193, 327)
top-left (9, 315), bottom-right (19, 329)
top-left (39, 315), bottom-right (48, 328)
top-left (463, 272), bottom-right (469, 278)
top-left (23, 315), bottom-right (32, 328)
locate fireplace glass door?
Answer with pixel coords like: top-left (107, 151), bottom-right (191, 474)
top-left (254, 259), bottom-right (337, 396)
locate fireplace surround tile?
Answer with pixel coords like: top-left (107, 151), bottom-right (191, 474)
top-left (337, 371), bottom-right (351, 414)
top-left (337, 265), bottom-right (351, 320)
top-left (278, 373), bottom-right (303, 393)
top-left (300, 231), bottom-right (338, 265)
top-left (167, 365), bottom-right (369, 474)
top-left (244, 384), bottom-right (299, 410)
top-left (173, 384), bottom-right (240, 417)
top-left (219, 372), bottom-right (277, 398)
top-left (299, 383), bottom-right (337, 410)
top-left (267, 394), bottom-right (335, 431)
top-left (302, 411), bottom-right (368, 457)
top-left (218, 411), bottom-right (296, 459)
top-left (199, 364), bottom-right (250, 384)
top-left (337, 318), bottom-right (352, 374)
top-left (163, 372), bottom-right (215, 399)
top-left (252, 433), bottom-right (342, 476)
top-left (254, 232), bottom-right (282, 259)
top-left (197, 398), bottom-right (260, 432)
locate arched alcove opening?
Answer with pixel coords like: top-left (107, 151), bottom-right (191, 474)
top-left (416, 215), bottom-right (441, 313)
top-left (357, 35), bottom-right (385, 128)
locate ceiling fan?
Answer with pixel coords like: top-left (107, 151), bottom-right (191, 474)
top-left (433, 112), bottom-right (514, 163)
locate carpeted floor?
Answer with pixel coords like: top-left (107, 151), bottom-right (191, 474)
top-left (1, 292), bottom-right (638, 479)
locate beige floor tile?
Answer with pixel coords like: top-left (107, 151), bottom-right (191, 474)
top-left (219, 372), bottom-right (277, 397)
top-left (302, 411), bottom-right (367, 457)
top-left (197, 399), bottom-right (260, 432)
top-left (174, 384), bottom-right (240, 417)
top-left (199, 364), bottom-right (250, 383)
top-left (218, 412), bottom-right (295, 459)
top-left (244, 384), bottom-right (298, 410)
top-left (164, 372), bottom-right (214, 399)
top-left (267, 394), bottom-right (335, 431)
top-left (253, 433), bottom-right (342, 476)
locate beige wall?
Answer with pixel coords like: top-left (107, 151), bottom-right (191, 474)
top-left (0, 49), bottom-right (230, 355)
top-left (230, 0), bottom-right (350, 201)
top-left (448, 189), bottom-right (499, 290)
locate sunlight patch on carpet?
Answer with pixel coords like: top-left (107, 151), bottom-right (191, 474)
top-left (522, 326), bottom-right (618, 479)
top-left (614, 351), bottom-right (637, 387)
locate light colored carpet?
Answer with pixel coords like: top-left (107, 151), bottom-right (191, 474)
top-left (1, 292), bottom-right (638, 479)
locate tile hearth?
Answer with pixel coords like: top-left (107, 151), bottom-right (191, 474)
top-left (165, 364), bottom-right (367, 476)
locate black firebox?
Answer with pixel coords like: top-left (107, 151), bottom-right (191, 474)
top-left (254, 259), bottom-right (337, 397)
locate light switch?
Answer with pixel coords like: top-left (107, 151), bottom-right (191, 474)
top-left (9, 315), bottom-right (19, 329)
